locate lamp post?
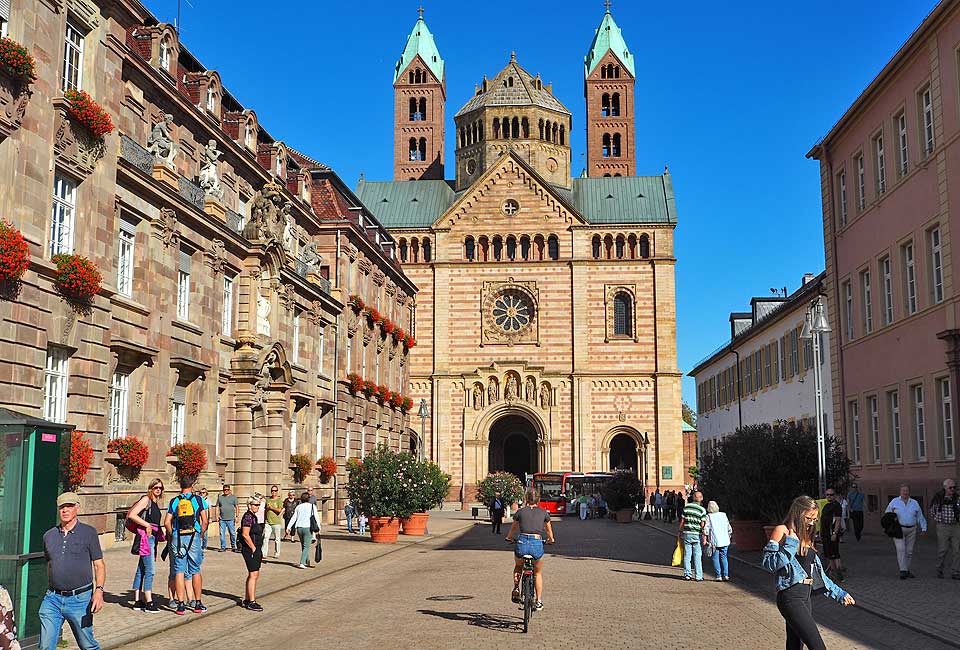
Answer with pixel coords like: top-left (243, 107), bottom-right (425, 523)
top-left (417, 398), bottom-right (428, 462)
top-left (642, 431), bottom-right (650, 495)
top-left (800, 295), bottom-right (831, 498)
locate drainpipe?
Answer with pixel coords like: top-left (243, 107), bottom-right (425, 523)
top-left (332, 228), bottom-right (342, 524)
top-left (732, 349), bottom-right (743, 431)
top-left (823, 146), bottom-right (846, 458)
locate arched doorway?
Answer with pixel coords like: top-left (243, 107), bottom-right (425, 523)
top-left (609, 433), bottom-right (638, 477)
top-left (488, 414), bottom-right (539, 480)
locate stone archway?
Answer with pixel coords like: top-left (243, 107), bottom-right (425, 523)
top-left (488, 414), bottom-right (539, 481)
top-left (609, 433), bottom-right (638, 477)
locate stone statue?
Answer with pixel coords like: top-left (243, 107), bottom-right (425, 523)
top-left (198, 139), bottom-right (223, 199)
top-left (246, 181), bottom-right (288, 241)
top-left (146, 114), bottom-right (178, 167)
top-left (504, 374), bottom-right (518, 401)
top-left (256, 289), bottom-right (271, 336)
top-left (301, 240), bottom-right (322, 271)
top-left (282, 210), bottom-right (294, 252)
top-left (487, 378), bottom-right (498, 404)
top-left (539, 384), bottom-right (550, 409)
top-left (525, 377), bottom-right (535, 402)
top-left (260, 350), bottom-right (279, 381)
top-left (472, 384), bottom-right (482, 410)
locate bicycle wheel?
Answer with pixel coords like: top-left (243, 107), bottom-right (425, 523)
top-left (522, 574), bottom-right (533, 633)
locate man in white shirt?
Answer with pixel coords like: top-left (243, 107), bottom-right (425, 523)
top-left (884, 484), bottom-right (927, 579)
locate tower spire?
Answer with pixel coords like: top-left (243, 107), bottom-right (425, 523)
top-left (417, 5), bottom-right (424, 18)
top-left (604, 0), bottom-right (611, 12)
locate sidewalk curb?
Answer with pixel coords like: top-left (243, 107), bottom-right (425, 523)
top-left (101, 519), bottom-right (478, 650)
top-left (638, 519), bottom-right (960, 650)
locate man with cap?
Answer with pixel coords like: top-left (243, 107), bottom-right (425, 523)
top-left (39, 492), bottom-right (105, 650)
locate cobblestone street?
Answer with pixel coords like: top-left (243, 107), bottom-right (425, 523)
top-left (85, 512), bottom-right (955, 650)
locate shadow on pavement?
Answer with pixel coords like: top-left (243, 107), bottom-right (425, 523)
top-left (610, 568), bottom-right (686, 580)
top-left (418, 609), bottom-right (522, 633)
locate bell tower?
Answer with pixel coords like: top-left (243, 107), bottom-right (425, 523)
top-left (584, 2), bottom-right (636, 177)
top-left (393, 8), bottom-right (446, 181)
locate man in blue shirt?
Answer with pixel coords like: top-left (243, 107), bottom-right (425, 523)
top-left (846, 483), bottom-right (865, 541)
top-left (884, 484), bottom-right (927, 579)
top-left (164, 475), bottom-right (209, 615)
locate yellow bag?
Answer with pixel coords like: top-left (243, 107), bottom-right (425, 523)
top-left (671, 538), bottom-right (683, 567)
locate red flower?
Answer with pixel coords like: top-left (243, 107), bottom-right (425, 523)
top-left (364, 306), bottom-right (382, 325)
top-left (362, 379), bottom-right (376, 398)
top-left (51, 253), bottom-right (101, 301)
top-left (61, 431), bottom-right (94, 490)
top-left (0, 220), bottom-right (30, 283)
top-left (0, 37), bottom-right (37, 83)
top-left (390, 392), bottom-right (404, 409)
top-left (381, 318), bottom-right (395, 335)
top-left (63, 89), bottom-right (114, 138)
top-left (404, 334), bottom-right (417, 350)
top-left (347, 372), bottom-right (364, 395)
top-left (290, 453), bottom-right (313, 483)
top-left (401, 397), bottom-right (414, 413)
top-left (107, 436), bottom-right (150, 469)
top-left (168, 442), bottom-right (207, 479)
top-left (348, 294), bottom-right (364, 313)
top-left (393, 327), bottom-right (405, 344)
top-left (317, 456), bottom-right (337, 481)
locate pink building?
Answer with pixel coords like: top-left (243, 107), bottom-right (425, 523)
top-left (808, 1), bottom-right (960, 524)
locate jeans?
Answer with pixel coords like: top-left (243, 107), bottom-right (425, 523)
top-left (936, 522), bottom-right (960, 574)
top-left (894, 525), bottom-right (918, 571)
top-left (262, 523), bottom-right (282, 556)
top-left (682, 532), bottom-right (703, 580)
top-left (776, 584), bottom-right (825, 650)
top-left (297, 527), bottom-right (312, 566)
top-left (219, 519), bottom-right (236, 550)
top-left (515, 534), bottom-right (545, 560)
top-left (39, 588), bottom-right (100, 650)
top-left (132, 536), bottom-right (156, 592)
top-left (711, 544), bottom-right (730, 578)
top-left (171, 530), bottom-right (203, 579)
top-left (345, 509), bottom-right (355, 533)
top-left (850, 511), bottom-right (864, 541)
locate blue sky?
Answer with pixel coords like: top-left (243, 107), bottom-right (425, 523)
top-left (155, 0), bottom-right (938, 405)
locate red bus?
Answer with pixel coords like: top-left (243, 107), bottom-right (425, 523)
top-left (531, 472), bottom-right (615, 515)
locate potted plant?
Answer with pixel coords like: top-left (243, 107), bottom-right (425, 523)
top-left (698, 422), bottom-right (854, 551)
top-left (61, 431), bottom-right (93, 490)
top-left (381, 318), bottom-right (395, 337)
top-left (400, 460), bottom-right (452, 536)
top-left (346, 444), bottom-right (416, 543)
top-left (106, 436), bottom-right (149, 479)
top-left (348, 294), bottom-right (364, 313)
top-left (51, 253), bottom-right (102, 303)
top-left (403, 334), bottom-right (416, 350)
top-left (393, 327), bottom-right (405, 345)
top-left (389, 392), bottom-right (404, 410)
top-left (62, 89), bottom-right (113, 138)
top-left (290, 453), bottom-right (313, 484)
top-left (400, 396), bottom-right (413, 414)
top-left (362, 379), bottom-right (376, 399)
top-left (0, 220), bottom-right (30, 300)
top-left (317, 456), bottom-right (337, 484)
top-left (601, 472), bottom-right (643, 523)
top-left (477, 471), bottom-right (525, 513)
top-left (346, 372), bottom-right (364, 395)
top-left (167, 441), bottom-right (207, 480)
top-left (375, 384), bottom-right (389, 406)
top-left (0, 36), bottom-right (37, 85)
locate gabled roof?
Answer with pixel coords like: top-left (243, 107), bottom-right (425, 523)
top-left (584, 9), bottom-right (635, 78)
top-left (394, 16), bottom-right (444, 83)
top-left (456, 54), bottom-right (570, 117)
top-left (355, 179), bottom-right (457, 228)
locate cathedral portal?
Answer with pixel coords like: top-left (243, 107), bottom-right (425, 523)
top-left (488, 414), bottom-right (539, 480)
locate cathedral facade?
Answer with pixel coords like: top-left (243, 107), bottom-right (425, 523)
top-left (357, 7), bottom-right (684, 503)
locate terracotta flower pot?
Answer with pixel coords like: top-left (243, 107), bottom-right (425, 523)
top-left (369, 516), bottom-right (401, 543)
top-left (730, 519), bottom-right (768, 551)
top-left (614, 508), bottom-right (635, 523)
top-left (400, 512), bottom-right (429, 536)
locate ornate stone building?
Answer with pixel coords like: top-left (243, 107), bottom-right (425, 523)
top-left (0, 0), bottom-right (414, 535)
top-left (358, 7), bottom-right (684, 503)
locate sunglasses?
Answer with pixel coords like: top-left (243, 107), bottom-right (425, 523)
top-left (153, 486), bottom-right (164, 491)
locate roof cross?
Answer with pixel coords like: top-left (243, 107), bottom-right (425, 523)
top-left (604, 0), bottom-right (612, 11)
top-left (417, 5), bottom-right (424, 17)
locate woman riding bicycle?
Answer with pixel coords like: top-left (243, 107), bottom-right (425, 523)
top-left (505, 487), bottom-right (555, 612)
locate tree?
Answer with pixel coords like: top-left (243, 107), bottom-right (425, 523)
top-left (682, 401), bottom-right (697, 428)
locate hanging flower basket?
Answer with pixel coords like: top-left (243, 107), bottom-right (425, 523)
top-left (51, 253), bottom-right (101, 302)
top-left (403, 334), bottom-right (417, 350)
top-left (63, 89), bottom-right (114, 138)
top-left (392, 327), bottom-right (405, 345)
top-left (390, 392), bottom-right (404, 410)
top-left (61, 431), bottom-right (94, 490)
top-left (347, 372), bottom-right (364, 395)
top-left (106, 436), bottom-right (149, 470)
top-left (167, 441), bottom-right (207, 479)
top-left (317, 456), bottom-right (337, 483)
top-left (290, 453), bottom-right (313, 483)
top-left (0, 37), bottom-right (37, 84)
top-left (348, 294), bottom-right (364, 313)
top-left (401, 396), bottom-right (414, 413)
top-left (0, 220), bottom-right (30, 300)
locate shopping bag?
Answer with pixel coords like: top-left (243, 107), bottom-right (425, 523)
top-left (671, 538), bottom-right (682, 567)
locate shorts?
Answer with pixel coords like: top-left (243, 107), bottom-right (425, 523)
top-left (821, 534), bottom-right (840, 560)
top-left (242, 548), bottom-right (263, 573)
top-left (514, 534), bottom-right (545, 560)
top-left (171, 530), bottom-right (203, 579)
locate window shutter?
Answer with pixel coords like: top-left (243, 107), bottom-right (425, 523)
top-left (179, 249), bottom-right (192, 273)
top-left (173, 385), bottom-right (186, 404)
top-left (0, 0), bottom-right (9, 21)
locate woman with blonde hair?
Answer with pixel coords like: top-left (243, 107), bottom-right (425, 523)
top-left (126, 478), bottom-right (166, 613)
top-left (762, 496), bottom-right (855, 650)
top-left (704, 500), bottom-right (732, 581)
top-left (505, 487), bottom-right (555, 612)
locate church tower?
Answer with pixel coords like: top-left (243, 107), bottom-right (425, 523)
top-left (393, 9), bottom-right (446, 181)
top-left (584, 3), bottom-right (636, 177)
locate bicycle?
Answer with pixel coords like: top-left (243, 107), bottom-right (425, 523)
top-left (507, 538), bottom-right (552, 633)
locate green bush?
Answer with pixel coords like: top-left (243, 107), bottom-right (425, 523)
top-left (346, 445), bottom-right (451, 517)
top-left (477, 472), bottom-right (524, 507)
top-left (601, 472), bottom-right (643, 511)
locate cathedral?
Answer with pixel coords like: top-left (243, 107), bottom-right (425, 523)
top-left (356, 6), bottom-right (684, 503)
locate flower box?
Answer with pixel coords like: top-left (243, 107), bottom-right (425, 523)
top-left (107, 436), bottom-right (149, 470)
top-left (63, 89), bottom-right (113, 138)
top-left (0, 220), bottom-right (30, 297)
top-left (167, 442), bottom-right (207, 479)
top-left (0, 37), bottom-right (37, 84)
top-left (51, 253), bottom-right (102, 302)
top-left (61, 431), bottom-right (93, 490)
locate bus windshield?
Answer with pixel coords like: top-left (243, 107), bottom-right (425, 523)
top-left (535, 477), bottom-right (563, 501)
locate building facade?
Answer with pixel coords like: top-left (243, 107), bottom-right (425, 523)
top-left (691, 274), bottom-right (833, 459)
top-left (808, 0), bottom-right (960, 521)
top-left (357, 7), bottom-right (685, 503)
top-left (0, 0), bottom-right (414, 536)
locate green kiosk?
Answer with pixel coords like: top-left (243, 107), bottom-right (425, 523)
top-left (0, 408), bottom-right (71, 649)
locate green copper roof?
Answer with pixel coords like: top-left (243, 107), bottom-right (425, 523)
top-left (682, 420), bottom-right (696, 433)
top-left (394, 17), bottom-right (444, 83)
top-left (355, 179), bottom-right (456, 228)
top-left (584, 10), bottom-right (635, 78)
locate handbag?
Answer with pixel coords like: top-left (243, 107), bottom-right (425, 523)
top-left (309, 512), bottom-right (320, 534)
top-left (671, 538), bottom-right (683, 567)
top-left (704, 542), bottom-right (714, 558)
top-left (314, 536), bottom-right (322, 563)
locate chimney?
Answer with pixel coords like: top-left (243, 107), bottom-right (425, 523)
top-left (801, 273), bottom-right (815, 286)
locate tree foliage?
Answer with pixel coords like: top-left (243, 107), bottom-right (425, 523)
top-left (682, 401), bottom-right (697, 428)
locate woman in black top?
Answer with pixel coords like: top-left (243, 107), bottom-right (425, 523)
top-left (505, 488), bottom-right (555, 611)
top-left (282, 491), bottom-right (298, 541)
top-left (126, 478), bottom-right (165, 613)
top-left (239, 498), bottom-right (265, 611)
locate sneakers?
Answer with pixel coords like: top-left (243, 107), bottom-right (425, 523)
top-left (534, 601), bottom-right (544, 611)
top-left (175, 601), bottom-right (186, 616)
top-left (722, 576), bottom-right (731, 582)
top-left (132, 600), bottom-right (145, 611)
top-left (274, 552), bottom-right (280, 559)
top-left (937, 569), bottom-right (944, 579)
top-left (245, 601), bottom-right (263, 612)
top-left (511, 588), bottom-right (521, 604)
top-left (899, 571), bottom-right (908, 580)
top-left (297, 563), bottom-right (306, 569)
top-left (144, 600), bottom-right (160, 614)
top-left (192, 600), bottom-right (207, 614)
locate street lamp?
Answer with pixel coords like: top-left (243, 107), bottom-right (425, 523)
top-left (800, 295), bottom-right (831, 498)
top-left (417, 398), bottom-right (428, 462)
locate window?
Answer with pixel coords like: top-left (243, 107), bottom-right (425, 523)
top-left (0, 3), bottom-right (8, 38)
top-left (881, 257), bottom-right (893, 325)
top-left (930, 227), bottom-right (943, 304)
top-left (864, 395), bottom-right (880, 462)
top-left (318, 327), bottom-right (325, 375)
top-left (764, 344), bottom-right (772, 386)
top-left (902, 242), bottom-right (917, 315)
top-left (896, 112), bottom-right (908, 176)
top-left (244, 122), bottom-right (253, 147)
top-left (108, 371), bottom-right (129, 440)
top-left (275, 154), bottom-right (282, 178)
top-left (43, 346), bottom-right (70, 423)
top-left (346, 336), bottom-right (352, 373)
top-left (238, 196), bottom-right (248, 231)
top-left (316, 413), bottom-right (324, 458)
top-left (613, 293), bottom-right (632, 337)
top-left (771, 340), bottom-right (779, 384)
top-left (843, 281), bottom-right (854, 341)
top-left (874, 133), bottom-right (886, 194)
top-left (860, 270), bottom-right (872, 334)
top-left (158, 38), bottom-right (171, 71)
top-left (292, 309), bottom-right (301, 363)
top-left (222, 275), bottom-right (234, 336)
top-left (849, 400), bottom-right (860, 464)
top-left (116, 216), bottom-right (136, 297)
top-left (855, 154), bottom-right (865, 211)
top-left (939, 378), bottom-right (954, 459)
top-left (612, 93), bottom-right (621, 117)
top-left (602, 133), bottom-right (611, 157)
top-left (206, 86), bottom-right (216, 112)
top-left (838, 171), bottom-right (847, 226)
top-left (61, 19), bottom-right (84, 91)
top-left (51, 173), bottom-right (77, 256)
top-left (171, 385), bottom-right (186, 446)
top-left (176, 249), bottom-right (191, 321)
top-left (744, 356), bottom-right (753, 394)
top-left (422, 238), bottom-right (431, 262)
top-left (639, 234), bottom-right (650, 258)
top-left (913, 384), bottom-right (926, 460)
top-left (779, 336), bottom-right (786, 380)
top-left (889, 390), bottom-right (901, 462)
top-left (547, 235), bottom-right (559, 260)
top-left (612, 133), bottom-right (622, 157)
top-left (789, 329), bottom-right (800, 376)
top-left (465, 237), bottom-right (475, 261)
top-left (290, 415), bottom-right (298, 452)
top-left (921, 86), bottom-right (934, 155)
top-left (754, 350), bottom-right (762, 390)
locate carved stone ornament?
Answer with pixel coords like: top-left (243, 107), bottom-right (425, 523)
top-left (539, 384), bottom-right (551, 409)
top-left (306, 300), bottom-right (325, 325)
top-left (279, 283), bottom-right (296, 312)
top-left (146, 113), bottom-right (178, 167)
top-left (155, 208), bottom-right (180, 248)
top-left (487, 377), bottom-right (499, 404)
top-left (205, 238), bottom-right (227, 274)
top-left (372, 270), bottom-right (386, 287)
top-left (256, 288), bottom-right (271, 336)
top-left (525, 377), bottom-right (536, 402)
top-left (480, 278), bottom-right (539, 347)
top-left (53, 98), bottom-right (104, 178)
top-left (245, 180), bottom-right (290, 242)
top-left (198, 139), bottom-right (223, 199)
top-left (300, 240), bottom-right (322, 272)
top-left (0, 69), bottom-right (32, 141)
top-left (357, 258), bottom-right (372, 275)
top-left (504, 374), bottom-right (519, 401)
top-left (472, 384), bottom-right (483, 410)
top-left (343, 243), bottom-right (358, 261)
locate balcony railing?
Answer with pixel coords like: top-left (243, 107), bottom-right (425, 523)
top-left (119, 134), bottom-right (153, 174)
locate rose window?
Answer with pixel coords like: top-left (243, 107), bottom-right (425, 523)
top-left (492, 291), bottom-right (532, 332)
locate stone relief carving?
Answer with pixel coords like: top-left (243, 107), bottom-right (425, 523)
top-left (472, 384), bottom-right (483, 410)
top-left (205, 238), bottom-right (227, 275)
top-left (281, 205), bottom-right (294, 252)
top-left (246, 181), bottom-right (290, 242)
top-left (279, 283), bottom-right (296, 312)
top-left (504, 374), bottom-right (518, 401)
top-left (539, 384), bottom-right (551, 409)
top-left (53, 102), bottom-right (104, 177)
top-left (156, 208), bottom-right (180, 248)
top-left (306, 300), bottom-right (325, 325)
top-left (300, 241), bottom-right (322, 272)
top-left (256, 289), bottom-right (271, 336)
top-left (146, 114), bottom-right (178, 167)
top-left (525, 377), bottom-right (535, 402)
top-left (487, 377), bottom-right (499, 404)
top-left (198, 139), bottom-right (223, 199)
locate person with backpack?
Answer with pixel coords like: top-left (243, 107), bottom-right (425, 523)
top-left (163, 475), bottom-right (209, 615)
top-left (238, 497), bottom-right (265, 611)
top-left (125, 478), bottom-right (166, 613)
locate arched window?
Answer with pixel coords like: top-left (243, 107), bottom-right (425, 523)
top-left (544, 121), bottom-right (551, 142)
top-left (614, 66), bottom-right (621, 79)
top-left (419, 97), bottom-right (427, 120)
top-left (478, 236), bottom-right (489, 261)
top-left (472, 122), bottom-right (478, 144)
top-left (506, 236), bottom-right (517, 260)
top-left (639, 234), bottom-right (650, 259)
top-left (409, 138), bottom-right (418, 161)
top-left (399, 239), bottom-right (408, 263)
top-left (602, 133), bottom-right (611, 158)
top-left (502, 117), bottom-right (510, 139)
top-left (459, 127), bottom-right (465, 148)
top-left (492, 236), bottom-right (503, 261)
top-left (159, 38), bottom-right (171, 71)
top-left (539, 119), bottom-right (544, 140)
top-left (418, 138), bottom-right (427, 161)
top-left (493, 118), bottom-right (501, 139)
top-left (464, 236), bottom-right (475, 261)
top-left (615, 235), bottom-right (625, 259)
top-left (533, 235), bottom-right (545, 261)
top-left (508, 76), bottom-right (514, 87)
top-left (521, 117), bottom-right (529, 138)
top-left (422, 238), bottom-right (431, 262)
top-left (612, 133), bottom-right (621, 157)
top-left (547, 235), bottom-right (559, 260)
top-left (613, 293), bottom-right (632, 337)
top-left (520, 235), bottom-right (531, 260)
top-left (512, 117), bottom-right (520, 139)
top-left (612, 93), bottom-right (621, 117)
top-left (601, 93), bottom-right (610, 117)
top-left (478, 122), bottom-right (484, 141)
top-left (559, 125), bottom-right (565, 146)
top-left (627, 234), bottom-right (637, 259)
top-left (409, 98), bottom-right (418, 121)
top-left (592, 235), bottom-right (601, 259)
top-left (408, 70), bottom-right (414, 84)
top-left (603, 173), bottom-right (612, 177)
top-left (411, 238), bottom-right (420, 263)
top-left (604, 234), bottom-right (614, 259)
top-left (552, 123), bottom-right (558, 143)
top-left (600, 65), bottom-right (606, 79)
